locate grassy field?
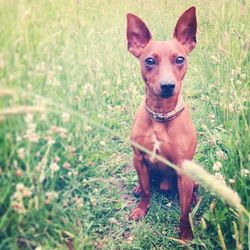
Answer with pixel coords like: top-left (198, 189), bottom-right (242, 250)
top-left (0, 0), bottom-right (249, 249)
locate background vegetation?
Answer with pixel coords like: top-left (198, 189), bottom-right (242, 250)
top-left (0, 0), bottom-right (249, 249)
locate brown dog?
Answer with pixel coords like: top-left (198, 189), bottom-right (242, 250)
top-left (126, 7), bottom-right (197, 241)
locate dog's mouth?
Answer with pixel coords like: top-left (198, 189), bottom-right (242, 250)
top-left (159, 93), bottom-right (174, 99)
top-left (149, 84), bottom-right (175, 99)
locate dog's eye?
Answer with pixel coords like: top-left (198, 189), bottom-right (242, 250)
top-left (175, 56), bottom-right (185, 65)
top-left (145, 57), bottom-right (156, 66)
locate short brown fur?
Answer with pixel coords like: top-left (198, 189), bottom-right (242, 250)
top-left (127, 7), bottom-right (198, 241)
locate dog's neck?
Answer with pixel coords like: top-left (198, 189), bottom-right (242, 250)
top-left (145, 89), bottom-right (183, 114)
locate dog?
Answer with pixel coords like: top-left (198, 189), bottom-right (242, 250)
top-left (126, 6), bottom-right (198, 241)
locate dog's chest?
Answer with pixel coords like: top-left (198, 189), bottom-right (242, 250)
top-left (142, 132), bottom-right (170, 169)
top-left (150, 133), bottom-right (161, 162)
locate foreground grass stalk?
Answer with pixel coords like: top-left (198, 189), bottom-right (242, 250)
top-left (239, 211), bottom-right (244, 246)
top-left (0, 106), bottom-right (45, 116)
top-left (0, 88), bottom-right (15, 97)
top-left (26, 142), bottom-right (32, 184)
top-left (217, 224), bottom-right (227, 250)
top-left (233, 221), bottom-right (241, 250)
top-left (36, 144), bottom-right (52, 209)
top-left (189, 213), bottom-right (194, 236)
top-left (181, 161), bottom-right (248, 215)
top-left (248, 220), bottom-right (250, 250)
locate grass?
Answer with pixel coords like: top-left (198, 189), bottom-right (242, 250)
top-left (0, 0), bottom-right (249, 249)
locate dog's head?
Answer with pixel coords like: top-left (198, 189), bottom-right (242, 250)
top-left (126, 7), bottom-right (197, 99)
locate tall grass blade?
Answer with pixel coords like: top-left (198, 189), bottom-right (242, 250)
top-left (233, 221), bottom-right (241, 250)
top-left (217, 224), bottom-right (227, 250)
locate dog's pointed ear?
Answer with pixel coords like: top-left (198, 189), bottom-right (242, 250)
top-left (126, 13), bottom-right (152, 58)
top-left (173, 6), bottom-right (197, 54)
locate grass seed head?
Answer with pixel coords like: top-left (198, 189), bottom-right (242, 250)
top-left (182, 161), bottom-right (243, 211)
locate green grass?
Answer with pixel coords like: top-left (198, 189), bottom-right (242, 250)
top-left (0, 0), bottom-right (249, 249)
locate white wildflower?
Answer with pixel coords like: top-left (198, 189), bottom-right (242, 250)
top-left (84, 125), bottom-right (92, 132)
top-left (16, 135), bottom-right (22, 142)
top-left (45, 191), bottom-right (58, 204)
top-left (11, 192), bottom-right (26, 213)
top-left (235, 80), bottom-right (241, 85)
top-left (228, 103), bottom-right (234, 113)
top-left (67, 146), bottom-right (76, 153)
top-left (240, 73), bottom-right (246, 80)
top-left (213, 161), bottom-right (222, 171)
top-left (50, 162), bottom-right (59, 177)
top-left (11, 183), bottom-right (32, 213)
top-left (57, 127), bottom-right (67, 138)
top-left (228, 179), bottom-right (235, 184)
top-left (166, 202), bottom-right (172, 207)
top-left (56, 65), bottom-right (63, 71)
top-left (24, 114), bottom-right (39, 142)
top-left (50, 162), bottom-right (59, 172)
top-left (16, 183), bottom-right (25, 192)
top-left (41, 113), bottom-right (47, 121)
top-left (35, 61), bottom-right (46, 73)
top-left (83, 83), bottom-right (94, 95)
top-left (53, 156), bottom-right (60, 163)
top-left (241, 169), bottom-right (249, 177)
top-left (47, 137), bottom-right (55, 145)
top-left (61, 113), bottom-right (70, 123)
top-left (46, 70), bottom-right (60, 87)
top-left (17, 148), bottom-right (25, 160)
top-left (74, 196), bottom-right (84, 209)
top-left (216, 150), bottom-right (227, 160)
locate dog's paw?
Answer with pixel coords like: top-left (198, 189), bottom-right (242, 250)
top-left (180, 230), bottom-right (193, 242)
top-left (129, 207), bottom-right (147, 220)
top-left (180, 220), bottom-right (193, 242)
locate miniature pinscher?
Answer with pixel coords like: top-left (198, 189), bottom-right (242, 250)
top-left (127, 6), bottom-right (198, 241)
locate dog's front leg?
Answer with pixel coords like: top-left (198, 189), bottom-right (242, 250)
top-left (177, 172), bottom-right (194, 241)
top-left (130, 154), bottom-right (150, 220)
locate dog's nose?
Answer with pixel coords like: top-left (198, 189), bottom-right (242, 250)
top-left (160, 81), bottom-right (175, 96)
